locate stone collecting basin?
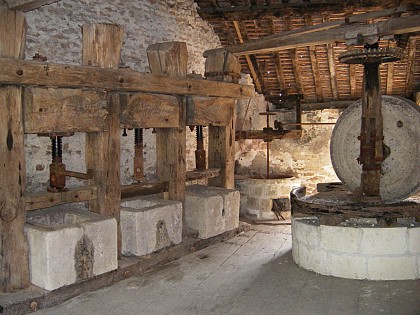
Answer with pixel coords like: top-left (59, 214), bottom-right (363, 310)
top-left (235, 174), bottom-right (300, 220)
top-left (26, 207), bottom-right (118, 291)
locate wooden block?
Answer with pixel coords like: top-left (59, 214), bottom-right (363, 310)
top-left (24, 87), bottom-right (108, 133)
top-left (205, 49), bottom-right (241, 83)
top-left (186, 96), bottom-right (236, 126)
top-left (147, 42), bottom-right (188, 77)
top-left (120, 93), bottom-right (179, 128)
top-left (0, 9), bottom-right (29, 292)
top-left (83, 23), bottom-right (123, 255)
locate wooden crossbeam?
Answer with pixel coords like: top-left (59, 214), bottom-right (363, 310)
top-left (205, 14), bottom-right (420, 56)
top-left (0, 58), bottom-right (254, 98)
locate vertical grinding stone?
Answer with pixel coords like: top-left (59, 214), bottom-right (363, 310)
top-left (330, 96), bottom-right (420, 202)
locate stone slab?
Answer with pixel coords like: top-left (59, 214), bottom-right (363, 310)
top-left (121, 197), bottom-right (182, 256)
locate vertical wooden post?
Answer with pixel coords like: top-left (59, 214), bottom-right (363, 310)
top-left (0, 9), bottom-right (30, 292)
top-left (147, 42), bottom-right (187, 233)
top-left (205, 50), bottom-right (240, 189)
top-left (82, 24), bottom-right (123, 254)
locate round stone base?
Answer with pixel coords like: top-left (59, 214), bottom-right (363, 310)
top-left (292, 217), bottom-right (420, 280)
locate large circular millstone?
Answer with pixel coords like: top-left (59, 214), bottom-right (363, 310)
top-left (330, 96), bottom-right (420, 203)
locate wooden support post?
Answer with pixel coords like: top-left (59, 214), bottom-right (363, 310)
top-left (147, 42), bottom-right (187, 232)
top-left (82, 24), bottom-right (123, 254)
top-left (205, 49), bottom-right (239, 189)
top-left (0, 9), bottom-right (30, 292)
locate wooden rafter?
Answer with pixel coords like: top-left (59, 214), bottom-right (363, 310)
top-left (204, 13), bottom-right (420, 57)
top-left (233, 20), bottom-right (263, 93)
top-left (286, 17), bottom-right (303, 98)
top-left (2, 0), bottom-right (59, 11)
top-left (326, 43), bottom-right (339, 100)
top-left (305, 16), bottom-right (323, 102)
top-left (222, 21), bottom-right (237, 45)
top-left (268, 19), bottom-right (285, 93)
top-left (386, 62), bottom-right (394, 95)
top-left (349, 63), bottom-right (357, 98)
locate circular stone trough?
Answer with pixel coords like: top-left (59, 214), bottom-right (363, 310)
top-left (236, 174), bottom-right (300, 220)
top-left (292, 217), bottom-right (420, 280)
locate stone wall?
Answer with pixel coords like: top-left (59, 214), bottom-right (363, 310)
top-left (23, 0), bottom-right (220, 192)
top-left (235, 76), bottom-right (341, 194)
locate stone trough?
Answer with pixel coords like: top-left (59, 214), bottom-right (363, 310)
top-left (235, 174), bottom-right (300, 220)
top-left (25, 207), bottom-right (118, 291)
top-left (120, 197), bottom-right (182, 257)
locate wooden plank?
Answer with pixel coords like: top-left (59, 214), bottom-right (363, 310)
top-left (233, 21), bottom-right (262, 93)
top-left (268, 19), bottom-right (286, 92)
top-left (286, 17), bottom-right (303, 98)
top-left (83, 23), bottom-right (123, 255)
top-left (186, 168), bottom-right (221, 181)
top-left (23, 87), bottom-right (108, 133)
top-left (120, 93), bottom-right (179, 128)
top-left (0, 9), bottom-right (29, 293)
top-left (326, 43), bottom-right (339, 100)
top-left (24, 186), bottom-right (97, 211)
top-left (149, 42), bottom-right (187, 235)
top-left (121, 182), bottom-right (168, 199)
top-left (199, 3), bottom-right (407, 21)
top-left (349, 63), bottom-right (357, 98)
top-left (186, 96), bottom-right (236, 126)
top-left (3, 0), bottom-right (59, 11)
top-left (205, 15), bottom-right (420, 56)
top-left (235, 129), bottom-right (302, 141)
top-left (305, 16), bottom-right (323, 102)
top-left (0, 58), bottom-right (254, 98)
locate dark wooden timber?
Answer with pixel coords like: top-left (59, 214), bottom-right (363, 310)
top-left (186, 168), bottom-right (221, 181)
top-left (236, 129), bottom-right (302, 141)
top-left (0, 58), bottom-right (254, 99)
top-left (120, 182), bottom-right (169, 199)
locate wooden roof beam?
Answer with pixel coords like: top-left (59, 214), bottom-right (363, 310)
top-left (305, 16), bottom-right (323, 102)
top-left (268, 19), bottom-right (286, 94)
top-left (405, 37), bottom-right (416, 98)
top-left (326, 43), bottom-right (339, 100)
top-left (204, 13), bottom-right (420, 57)
top-left (285, 17), bottom-right (303, 99)
top-left (2, 0), bottom-right (59, 11)
top-left (233, 20), bottom-right (263, 93)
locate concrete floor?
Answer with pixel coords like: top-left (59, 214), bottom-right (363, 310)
top-left (35, 224), bottom-right (420, 315)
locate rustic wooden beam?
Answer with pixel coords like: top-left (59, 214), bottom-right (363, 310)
top-left (0, 9), bottom-right (29, 293)
top-left (235, 129), bottom-right (302, 141)
top-left (198, 1), bottom-right (387, 20)
top-left (285, 17), bottom-right (304, 98)
top-left (23, 87), bottom-right (108, 134)
top-left (405, 37), bottom-right (416, 98)
top-left (120, 92), bottom-right (179, 128)
top-left (186, 96), bottom-right (236, 127)
top-left (205, 14), bottom-right (420, 56)
top-left (233, 20), bottom-right (262, 93)
top-left (83, 23), bottom-right (123, 255)
top-left (386, 62), bottom-right (394, 95)
top-left (305, 16), bottom-right (323, 102)
top-left (149, 42), bottom-right (187, 235)
top-left (24, 186), bottom-right (97, 211)
top-left (3, 0), bottom-right (59, 11)
top-left (268, 19), bottom-right (286, 93)
top-left (206, 50), bottom-right (239, 189)
top-left (326, 43), bottom-right (339, 100)
top-left (186, 168), bottom-right (221, 181)
top-left (121, 182), bottom-right (169, 199)
top-left (0, 58), bottom-right (254, 98)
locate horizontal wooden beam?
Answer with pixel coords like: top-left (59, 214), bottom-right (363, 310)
top-left (235, 129), bottom-right (302, 141)
top-left (24, 186), bottom-right (97, 211)
top-left (24, 87), bottom-right (108, 134)
top-left (120, 93), bottom-right (179, 128)
top-left (186, 168), bottom-right (221, 181)
top-left (3, 0), bottom-right (59, 11)
top-left (186, 96), bottom-right (236, 126)
top-left (273, 100), bottom-right (354, 110)
top-left (198, 1), bottom-right (382, 20)
top-left (204, 14), bottom-right (420, 56)
top-left (0, 58), bottom-right (254, 98)
top-left (121, 182), bottom-right (168, 199)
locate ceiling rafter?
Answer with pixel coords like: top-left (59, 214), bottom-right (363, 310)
top-left (268, 19), bottom-right (286, 95)
top-left (305, 15), bottom-right (323, 102)
top-left (233, 20), bottom-right (263, 93)
top-left (285, 16), bottom-right (304, 99)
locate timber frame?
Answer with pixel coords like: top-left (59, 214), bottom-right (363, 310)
top-left (0, 8), bottom-right (251, 294)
